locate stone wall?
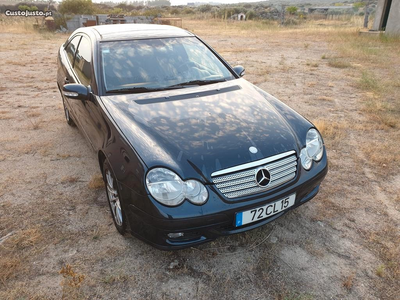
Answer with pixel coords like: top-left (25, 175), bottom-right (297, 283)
top-left (386, 0), bottom-right (400, 35)
top-left (372, 0), bottom-right (400, 35)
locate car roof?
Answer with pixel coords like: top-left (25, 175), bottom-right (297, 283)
top-left (81, 24), bottom-right (194, 41)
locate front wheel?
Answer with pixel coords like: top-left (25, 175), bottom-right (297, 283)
top-left (103, 160), bottom-right (127, 235)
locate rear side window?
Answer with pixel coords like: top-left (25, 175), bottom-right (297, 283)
top-left (65, 36), bottom-right (81, 66)
top-left (74, 36), bottom-right (92, 86)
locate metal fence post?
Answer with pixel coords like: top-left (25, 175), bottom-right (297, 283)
top-left (364, 2), bottom-right (370, 28)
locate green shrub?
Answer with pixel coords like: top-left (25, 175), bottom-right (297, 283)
top-left (18, 5), bottom-right (38, 11)
top-left (286, 6), bottom-right (298, 15)
top-left (59, 0), bottom-right (95, 15)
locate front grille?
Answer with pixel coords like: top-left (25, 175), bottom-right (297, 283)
top-left (211, 150), bottom-right (297, 199)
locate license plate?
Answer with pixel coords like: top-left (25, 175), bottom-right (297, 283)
top-left (235, 193), bottom-right (296, 227)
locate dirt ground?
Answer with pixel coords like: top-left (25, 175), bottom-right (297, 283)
top-left (0, 20), bottom-right (399, 299)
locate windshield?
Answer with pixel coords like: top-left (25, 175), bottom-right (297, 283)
top-left (100, 37), bottom-right (235, 93)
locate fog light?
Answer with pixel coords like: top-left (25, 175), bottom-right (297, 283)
top-left (168, 232), bottom-right (184, 239)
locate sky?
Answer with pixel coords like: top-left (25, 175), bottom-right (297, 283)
top-left (169, 0), bottom-right (265, 5)
top-left (92, 0), bottom-right (269, 7)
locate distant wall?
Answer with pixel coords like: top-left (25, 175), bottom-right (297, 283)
top-left (372, 0), bottom-right (400, 35)
top-left (372, 0), bottom-right (385, 30)
top-left (66, 15), bottom-right (96, 32)
top-left (65, 15), bottom-right (154, 32)
top-left (386, 0), bottom-right (400, 35)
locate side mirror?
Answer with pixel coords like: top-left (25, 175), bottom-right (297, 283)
top-left (233, 65), bottom-right (245, 77)
top-left (63, 84), bottom-right (90, 101)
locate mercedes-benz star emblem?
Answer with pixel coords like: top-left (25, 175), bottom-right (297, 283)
top-left (255, 168), bottom-right (271, 187)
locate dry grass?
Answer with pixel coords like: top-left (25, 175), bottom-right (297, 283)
top-left (5, 228), bottom-right (42, 251)
top-left (5, 60), bottom-right (26, 66)
top-left (365, 225), bottom-right (400, 295)
top-left (88, 174), bottom-right (104, 190)
top-left (328, 59), bottom-right (351, 69)
top-left (328, 32), bottom-right (400, 130)
top-left (1, 16), bottom-right (399, 300)
top-left (0, 114), bottom-right (13, 120)
top-left (0, 227), bottom-right (42, 286)
top-left (317, 96), bottom-right (334, 101)
top-left (61, 176), bottom-right (80, 184)
top-left (60, 264), bottom-right (86, 300)
top-left (363, 141), bottom-right (400, 170)
top-left (376, 265), bottom-right (385, 277)
top-left (306, 61), bottom-right (319, 68)
top-left (0, 257), bottom-right (20, 286)
top-left (216, 47), bottom-right (258, 54)
top-left (57, 153), bottom-right (82, 159)
top-left (101, 271), bottom-right (129, 284)
top-left (26, 111), bottom-right (41, 118)
top-left (27, 119), bottom-right (42, 130)
top-left (358, 71), bottom-right (380, 92)
top-left (10, 141), bottom-right (53, 155)
top-left (185, 17), bottom-right (367, 40)
top-left (325, 30), bottom-right (400, 178)
top-left (342, 273), bottom-right (355, 290)
top-left (363, 98), bottom-right (398, 129)
top-left (0, 17), bottom-right (37, 34)
top-left (312, 119), bottom-right (345, 148)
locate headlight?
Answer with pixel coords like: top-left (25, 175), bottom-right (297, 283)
top-left (146, 168), bottom-right (208, 206)
top-left (185, 180), bottom-right (208, 205)
top-left (300, 129), bottom-right (324, 170)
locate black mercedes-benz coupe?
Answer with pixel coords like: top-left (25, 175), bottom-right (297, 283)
top-left (57, 24), bottom-right (328, 250)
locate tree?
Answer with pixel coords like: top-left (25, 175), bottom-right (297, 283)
top-left (198, 4), bottom-right (212, 13)
top-left (353, 2), bottom-right (366, 9)
top-left (110, 7), bottom-right (123, 15)
top-left (147, 0), bottom-right (171, 7)
top-left (286, 6), bottom-right (298, 15)
top-left (246, 10), bottom-right (255, 20)
top-left (18, 5), bottom-right (38, 11)
top-left (183, 7), bottom-right (195, 15)
top-left (58, 0), bottom-right (95, 15)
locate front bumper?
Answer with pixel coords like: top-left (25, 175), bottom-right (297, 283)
top-left (122, 155), bottom-right (328, 250)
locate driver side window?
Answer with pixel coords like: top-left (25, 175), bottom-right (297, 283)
top-left (74, 36), bottom-right (92, 87)
top-left (65, 36), bottom-right (81, 67)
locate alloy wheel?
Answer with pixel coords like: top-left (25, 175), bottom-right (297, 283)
top-left (105, 169), bottom-right (123, 226)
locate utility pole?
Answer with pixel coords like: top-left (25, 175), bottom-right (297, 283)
top-left (364, 1), bottom-right (370, 28)
top-left (281, 5), bottom-right (286, 25)
top-left (47, 0), bottom-right (53, 11)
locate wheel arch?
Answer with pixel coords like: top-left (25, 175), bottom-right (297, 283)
top-left (98, 150), bottom-right (107, 176)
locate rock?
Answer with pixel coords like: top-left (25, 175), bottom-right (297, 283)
top-left (169, 260), bottom-right (179, 269)
top-left (270, 236), bottom-right (278, 243)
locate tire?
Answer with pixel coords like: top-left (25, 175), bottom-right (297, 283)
top-left (102, 160), bottom-right (127, 235)
top-left (62, 97), bottom-right (76, 127)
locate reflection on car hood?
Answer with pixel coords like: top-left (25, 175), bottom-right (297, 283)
top-left (101, 79), bottom-right (304, 182)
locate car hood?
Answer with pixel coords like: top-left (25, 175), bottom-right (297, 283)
top-left (101, 79), bottom-right (304, 183)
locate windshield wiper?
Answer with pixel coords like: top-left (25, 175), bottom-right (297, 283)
top-left (107, 79), bottom-right (227, 94)
top-left (107, 85), bottom-right (190, 94)
top-left (107, 87), bottom-right (164, 94)
top-left (167, 79), bottom-right (227, 88)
